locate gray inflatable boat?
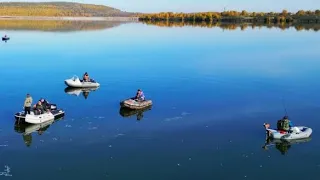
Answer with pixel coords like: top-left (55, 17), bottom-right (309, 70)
top-left (264, 124), bottom-right (312, 141)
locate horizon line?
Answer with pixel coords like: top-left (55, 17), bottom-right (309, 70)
top-left (0, 1), bottom-right (319, 14)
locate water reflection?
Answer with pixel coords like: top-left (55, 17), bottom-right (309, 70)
top-left (262, 135), bottom-right (311, 155)
top-left (64, 87), bottom-right (99, 99)
top-left (119, 106), bottom-right (152, 121)
top-left (14, 118), bottom-right (63, 147)
top-left (0, 20), bottom-right (127, 32)
top-left (141, 21), bottom-right (320, 31)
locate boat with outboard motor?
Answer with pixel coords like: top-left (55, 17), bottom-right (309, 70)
top-left (64, 75), bottom-right (100, 88)
top-left (15, 104), bottom-right (65, 124)
top-left (263, 123), bottom-right (312, 141)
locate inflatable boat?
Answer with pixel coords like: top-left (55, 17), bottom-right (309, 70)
top-left (264, 123), bottom-right (312, 141)
top-left (64, 75), bottom-right (100, 88)
top-left (15, 109), bottom-right (65, 124)
top-left (120, 98), bottom-right (152, 110)
top-left (2, 37), bottom-right (9, 41)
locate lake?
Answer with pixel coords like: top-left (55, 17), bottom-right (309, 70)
top-left (0, 20), bottom-right (320, 180)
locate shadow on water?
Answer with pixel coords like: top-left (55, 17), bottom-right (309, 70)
top-left (262, 135), bottom-right (312, 155)
top-left (14, 117), bottom-right (64, 147)
top-left (0, 20), bottom-right (129, 32)
top-left (64, 87), bottom-right (99, 99)
top-left (141, 21), bottom-right (320, 32)
top-left (119, 106), bottom-right (152, 121)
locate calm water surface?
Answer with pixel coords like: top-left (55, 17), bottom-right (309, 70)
top-left (1, 22), bottom-right (320, 180)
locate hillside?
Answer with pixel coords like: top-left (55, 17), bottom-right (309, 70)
top-left (0, 2), bottom-right (134, 17)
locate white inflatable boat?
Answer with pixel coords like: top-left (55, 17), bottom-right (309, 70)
top-left (64, 75), bottom-right (100, 88)
top-left (264, 124), bottom-right (312, 141)
top-left (15, 109), bottom-right (65, 124)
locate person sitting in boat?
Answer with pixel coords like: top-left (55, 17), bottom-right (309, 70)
top-left (277, 116), bottom-right (293, 132)
top-left (33, 101), bottom-right (45, 115)
top-left (39, 98), bottom-right (51, 110)
top-left (281, 116), bottom-right (301, 133)
top-left (83, 72), bottom-right (90, 82)
top-left (134, 89), bottom-right (145, 102)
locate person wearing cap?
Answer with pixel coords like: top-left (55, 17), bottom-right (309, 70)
top-left (83, 72), bottom-right (90, 82)
top-left (277, 115), bottom-right (293, 132)
top-left (39, 98), bottom-right (50, 110)
top-left (23, 94), bottom-right (33, 115)
top-left (33, 100), bottom-right (45, 115)
top-left (134, 89), bottom-right (145, 102)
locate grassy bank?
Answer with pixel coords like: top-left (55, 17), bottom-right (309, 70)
top-left (0, 16), bottom-right (139, 21)
top-left (0, 2), bottom-right (135, 17)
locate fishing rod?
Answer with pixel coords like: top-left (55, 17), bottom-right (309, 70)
top-left (281, 96), bottom-right (288, 117)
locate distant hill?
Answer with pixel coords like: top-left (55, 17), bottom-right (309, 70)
top-left (0, 2), bottom-right (135, 17)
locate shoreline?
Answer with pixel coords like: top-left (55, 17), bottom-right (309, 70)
top-left (0, 16), bottom-right (139, 21)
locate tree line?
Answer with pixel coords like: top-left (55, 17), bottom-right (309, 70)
top-left (139, 10), bottom-right (320, 23)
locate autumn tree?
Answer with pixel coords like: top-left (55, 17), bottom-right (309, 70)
top-left (241, 10), bottom-right (248, 16)
top-left (282, 9), bottom-right (288, 16)
top-left (296, 10), bottom-right (305, 16)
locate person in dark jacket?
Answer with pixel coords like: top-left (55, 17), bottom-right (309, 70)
top-left (39, 98), bottom-right (50, 110)
top-left (33, 101), bottom-right (45, 115)
top-left (83, 72), bottom-right (90, 82)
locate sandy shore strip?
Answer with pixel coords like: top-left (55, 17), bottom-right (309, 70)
top-left (0, 16), bottom-right (139, 21)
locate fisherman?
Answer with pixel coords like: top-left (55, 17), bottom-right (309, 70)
top-left (33, 101), bottom-right (45, 115)
top-left (134, 89), bottom-right (145, 102)
top-left (83, 72), bottom-right (90, 82)
top-left (23, 94), bottom-right (33, 115)
top-left (39, 98), bottom-right (51, 110)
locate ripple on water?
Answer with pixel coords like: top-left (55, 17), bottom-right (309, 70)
top-left (181, 112), bottom-right (191, 116)
top-left (164, 116), bottom-right (183, 122)
top-left (88, 127), bottom-right (98, 130)
top-left (114, 133), bottom-right (125, 138)
top-left (0, 166), bottom-right (12, 177)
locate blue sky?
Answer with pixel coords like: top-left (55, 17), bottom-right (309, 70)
top-left (2, 0), bottom-right (319, 12)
